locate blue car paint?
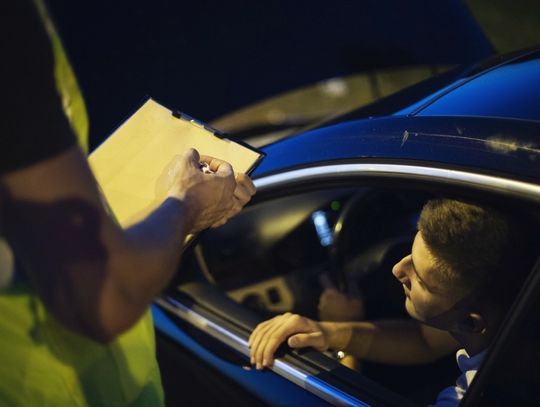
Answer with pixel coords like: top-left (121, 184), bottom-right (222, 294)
top-left (254, 116), bottom-right (540, 182)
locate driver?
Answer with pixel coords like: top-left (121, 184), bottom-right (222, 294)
top-left (249, 199), bottom-right (538, 406)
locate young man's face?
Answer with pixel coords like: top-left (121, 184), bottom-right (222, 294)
top-left (392, 232), bottom-right (462, 328)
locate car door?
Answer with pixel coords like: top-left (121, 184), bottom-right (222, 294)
top-left (153, 153), bottom-right (540, 406)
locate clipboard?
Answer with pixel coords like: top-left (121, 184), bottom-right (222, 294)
top-left (88, 97), bottom-right (265, 228)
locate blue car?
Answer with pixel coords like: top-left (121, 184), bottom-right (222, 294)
top-left (153, 48), bottom-right (540, 406)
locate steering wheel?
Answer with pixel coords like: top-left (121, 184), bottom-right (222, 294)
top-left (327, 190), bottom-right (412, 292)
top-left (327, 190), bottom-right (369, 291)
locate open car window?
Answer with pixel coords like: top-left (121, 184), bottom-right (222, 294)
top-left (158, 174), bottom-right (540, 406)
top-left (192, 186), bottom-right (457, 405)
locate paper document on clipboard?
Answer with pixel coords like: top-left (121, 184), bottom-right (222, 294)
top-left (88, 97), bottom-right (265, 228)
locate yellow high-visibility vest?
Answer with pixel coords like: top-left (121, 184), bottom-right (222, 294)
top-left (0, 2), bottom-right (164, 405)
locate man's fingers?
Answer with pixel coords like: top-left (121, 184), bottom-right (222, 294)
top-left (258, 317), bottom-right (296, 368)
top-left (234, 183), bottom-right (252, 204)
top-left (249, 321), bottom-right (267, 347)
top-left (249, 318), bottom-right (273, 347)
top-left (199, 154), bottom-right (221, 171)
top-left (183, 148), bottom-right (201, 168)
top-left (253, 317), bottom-right (289, 368)
top-left (208, 174), bottom-right (255, 229)
top-left (250, 313), bottom-right (296, 369)
top-left (288, 332), bottom-right (325, 351)
top-left (215, 162), bottom-right (234, 178)
top-left (261, 335), bottom-right (288, 367)
top-left (210, 219), bottom-right (228, 228)
top-left (199, 154), bottom-right (233, 175)
top-left (250, 317), bottom-right (280, 366)
top-left (235, 173), bottom-right (256, 196)
top-left (250, 313), bottom-right (319, 369)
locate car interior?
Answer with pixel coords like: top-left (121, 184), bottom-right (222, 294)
top-left (158, 179), bottom-right (540, 406)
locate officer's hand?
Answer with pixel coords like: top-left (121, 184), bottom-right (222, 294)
top-left (158, 148), bottom-right (236, 233)
top-left (211, 172), bottom-right (256, 228)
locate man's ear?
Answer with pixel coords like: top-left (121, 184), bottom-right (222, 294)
top-left (458, 312), bottom-right (487, 334)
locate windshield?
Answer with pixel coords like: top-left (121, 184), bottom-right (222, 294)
top-left (414, 54), bottom-right (540, 122)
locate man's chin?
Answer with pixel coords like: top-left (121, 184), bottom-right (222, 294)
top-left (404, 297), bottom-right (413, 315)
top-left (404, 297), bottom-right (422, 321)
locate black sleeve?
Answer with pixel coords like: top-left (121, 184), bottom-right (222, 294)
top-left (0, 1), bottom-right (76, 175)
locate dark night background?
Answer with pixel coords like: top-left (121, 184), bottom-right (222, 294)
top-left (46, 0), bottom-right (539, 150)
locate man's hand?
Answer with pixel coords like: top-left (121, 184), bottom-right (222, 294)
top-left (157, 148), bottom-right (254, 233)
top-left (249, 313), bottom-right (330, 369)
top-left (211, 172), bottom-right (256, 228)
top-left (318, 288), bottom-right (365, 322)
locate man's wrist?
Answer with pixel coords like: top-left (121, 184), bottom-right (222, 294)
top-left (320, 322), bottom-right (353, 352)
top-left (162, 196), bottom-right (196, 235)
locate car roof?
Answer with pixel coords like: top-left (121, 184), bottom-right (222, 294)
top-left (255, 49), bottom-right (540, 183)
top-left (254, 115), bottom-right (540, 183)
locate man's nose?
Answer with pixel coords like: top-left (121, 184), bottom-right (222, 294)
top-left (392, 255), bottom-right (410, 281)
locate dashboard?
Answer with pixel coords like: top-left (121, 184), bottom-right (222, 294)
top-left (196, 186), bottom-right (424, 291)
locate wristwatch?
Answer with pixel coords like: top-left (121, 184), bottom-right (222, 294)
top-left (324, 350), bottom-right (347, 360)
